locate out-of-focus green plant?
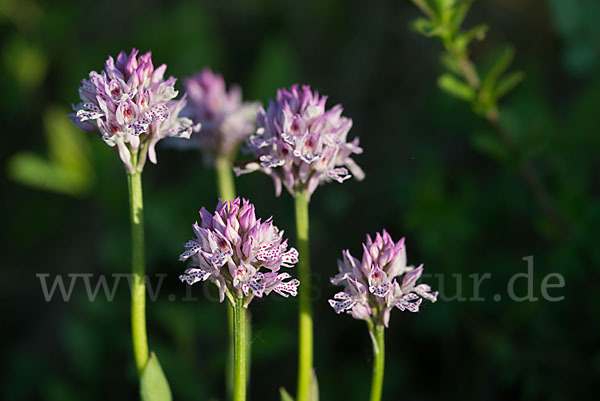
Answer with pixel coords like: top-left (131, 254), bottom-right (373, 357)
top-left (410, 0), bottom-right (523, 120)
top-left (2, 36), bottom-right (47, 91)
top-left (7, 106), bottom-right (95, 197)
top-left (0, 0), bottom-right (42, 31)
top-left (548, 0), bottom-right (600, 76)
top-left (280, 387), bottom-right (295, 401)
top-left (409, 0), bottom-right (569, 234)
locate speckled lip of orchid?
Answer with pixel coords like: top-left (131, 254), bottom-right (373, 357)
top-left (179, 197), bottom-right (300, 306)
top-left (179, 68), bottom-right (260, 165)
top-left (69, 48), bottom-right (199, 172)
top-left (329, 230), bottom-right (438, 327)
top-left (235, 84), bottom-right (365, 199)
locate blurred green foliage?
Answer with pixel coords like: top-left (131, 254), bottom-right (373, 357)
top-left (1, 1), bottom-right (599, 401)
top-left (411, 0), bottom-right (524, 117)
top-left (7, 107), bottom-right (95, 196)
top-left (548, 0), bottom-right (600, 76)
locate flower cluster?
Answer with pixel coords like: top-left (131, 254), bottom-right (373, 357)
top-left (180, 68), bottom-right (260, 165)
top-left (329, 230), bottom-right (437, 327)
top-left (70, 48), bottom-right (198, 172)
top-left (235, 84), bottom-right (364, 199)
top-left (179, 197), bottom-right (300, 306)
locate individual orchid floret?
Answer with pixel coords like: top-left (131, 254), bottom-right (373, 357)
top-left (179, 197), bottom-right (300, 306)
top-left (69, 48), bottom-right (199, 173)
top-left (329, 230), bottom-right (437, 327)
top-left (180, 68), bottom-right (260, 165)
top-left (234, 84), bottom-right (364, 199)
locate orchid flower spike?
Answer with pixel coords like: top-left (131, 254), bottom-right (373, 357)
top-left (179, 197), bottom-right (300, 306)
top-left (70, 48), bottom-right (199, 173)
top-left (329, 230), bottom-right (437, 327)
top-left (178, 68), bottom-right (260, 165)
top-left (235, 84), bottom-right (364, 199)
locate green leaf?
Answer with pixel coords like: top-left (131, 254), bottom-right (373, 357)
top-left (310, 369), bottom-right (319, 401)
top-left (280, 387), bottom-right (295, 401)
top-left (44, 107), bottom-right (92, 175)
top-left (140, 352), bottom-right (172, 401)
top-left (433, 0), bottom-right (458, 23)
top-left (440, 52), bottom-right (461, 75)
top-left (437, 73), bottom-right (475, 101)
top-left (449, 0), bottom-right (473, 30)
top-left (433, 0), bottom-right (457, 12)
top-left (6, 106), bottom-right (94, 196)
top-left (411, 17), bottom-right (451, 38)
top-left (481, 46), bottom-right (516, 95)
top-left (7, 152), bottom-right (88, 196)
top-left (411, 17), bottom-right (436, 36)
top-left (454, 23), bottom-right (488, 51)
top-left (494, 71), bottom-right (525, 100)
top-left (410, 0), bottom-right (438, 21)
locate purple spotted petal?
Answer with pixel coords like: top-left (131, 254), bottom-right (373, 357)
top-left (70, 48), bottom-right (192, 172)
top-left (179, 267), bottom-right (210, 285)
top-left (329, 231), bottom-right (436, 326)
top-left (179, 198), bottom-right (299, 306)
top-left (237, 84), bottom-right (363, 199)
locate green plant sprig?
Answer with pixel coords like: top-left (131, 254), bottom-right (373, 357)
top-left (411, 0), bottom-right (524, 118)
top-left (410, 0), bottom-right (570, 235)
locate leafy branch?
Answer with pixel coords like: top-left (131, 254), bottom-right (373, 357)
top-left (410, 0), bottom-right (570, 234)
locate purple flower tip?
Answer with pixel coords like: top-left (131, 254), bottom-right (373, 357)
top-left (329, 231), bottom-right (437, 327)
top-left (179, 197), bottom-right (300, 306)
top-left (69, 48), bottom-right (199, 172)
top-left (235, 84), bottom-right (364, 199)
top-left (178, 68), bottom-right (260, 165)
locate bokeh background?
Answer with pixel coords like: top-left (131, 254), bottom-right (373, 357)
top-left (2, 0), bottom-right (599, 400)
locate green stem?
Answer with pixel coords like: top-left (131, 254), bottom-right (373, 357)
top-left (215, 155), bottom-right (236, 202)
top-left (294, 191), bottom-right (313, 401)
top-left (226, 303), bottom-right (234, 401)
top-left (127, 161), bottom-right (149, 376)
top-left (214, 155), bottom-right (237, 401)
top-left (233, 297), bottom-right (247, 401)
top-left (368, 324), bottom-right (385, 401)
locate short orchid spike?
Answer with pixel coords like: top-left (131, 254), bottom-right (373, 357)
top-left (329, 230), bottom-right (437, 328)
top-left (235, 84), bottom-right (364, 199)
top-left (179, 197), bottom-right (300, 306)
top-left (179, 68), bottom-right (260, 165)
top-left (69, 48), bottom-right (199, 173)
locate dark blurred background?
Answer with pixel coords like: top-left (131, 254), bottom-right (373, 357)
top-left (1, 0), bottom-right (599, 400)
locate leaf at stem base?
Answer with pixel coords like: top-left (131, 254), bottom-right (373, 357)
top-left (140, 352), bottom-right (172, 401)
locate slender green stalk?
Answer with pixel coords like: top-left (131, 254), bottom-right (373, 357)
top-left (294, 191), bottom-right (312, 401)
top-left (233, 297), bottom-right (247, 401)
top-left (215, 155), bottom-right (236, 202)
top-left (368, 324), bottom-right (385, 401)
top-left (226, 303), bottom-right (235, 401)
top-left (127, 155), bottom-right (149, 376)
top-left (215, 154), bottom-right (237, 401)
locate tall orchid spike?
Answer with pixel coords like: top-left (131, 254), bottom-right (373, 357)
top-left (179, 197), bottom-right (300, 305)
top-left (177, 68), bottom-right (260, 165)
top-left (329, 230), bottom-right (437, 327)
top-left (235, 84), bottom-right (364, 199)
top-left (69, 48), bottom-right (199, 172)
